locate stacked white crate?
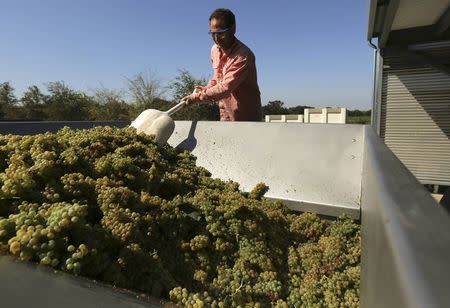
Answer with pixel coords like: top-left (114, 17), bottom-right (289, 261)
top-left (265, 108), bottom-right (347, 123)
top-left (264, 114), bottom-right (303, 122)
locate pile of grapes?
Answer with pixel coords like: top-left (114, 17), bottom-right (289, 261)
top-left (0, 126), bottom-right (360, 307)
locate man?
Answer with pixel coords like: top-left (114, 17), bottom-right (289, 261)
top-left (182, 8), bottom-right (262, 121)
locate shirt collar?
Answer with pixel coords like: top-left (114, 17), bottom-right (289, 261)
top-left (218, 38), bottom-right (239, 55)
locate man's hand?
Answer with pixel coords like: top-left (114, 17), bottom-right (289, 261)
top-left (181, 94), bottom-right (198, 105)
top-left (182, 87), bottom-right (203, 105)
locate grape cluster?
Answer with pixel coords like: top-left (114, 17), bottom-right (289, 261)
top-left (0, 126), bottom-right (361, 307)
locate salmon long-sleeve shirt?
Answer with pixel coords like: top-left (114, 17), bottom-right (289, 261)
top-left (193, 39), bottom-right (262, 121)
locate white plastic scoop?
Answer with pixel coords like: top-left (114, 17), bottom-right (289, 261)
top-left (130, 99), bottom-right (187, 145)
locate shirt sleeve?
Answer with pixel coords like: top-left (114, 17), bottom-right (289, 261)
top-left (204, 47), bottom-right (218, 89)
top-left (194, 55), bottom-right (250, 102)
top-left (205, 66), bottom-right (217, 88)
top-left (205, 78), bottom-right (217, 88)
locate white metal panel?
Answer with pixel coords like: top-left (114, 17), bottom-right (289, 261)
top-left (361, 127), bottom-right (450, 308)
top-left (392, 0), bottom-right (450, 30)
top-left (167, 122), bottom-right (364, 218)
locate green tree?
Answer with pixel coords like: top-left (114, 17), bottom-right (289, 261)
top-left (21, 85), bottom-right (46, 120)
top-left (262, 100), bottom-right (288, 116)
top-left (126, 70), bottom-right (167, 110)
top-left (89, 87), bottom-right (132, 121)
top-left (0, 82), bottom-right (18, 119)
top-left (43, 81), bottom-right (92, 120)
top-left (169, 69), bottom-right (208, 102)
top-left (168, 69), bottom-right (219, 121)
top-left (287, 105), bottom-right (311, 114)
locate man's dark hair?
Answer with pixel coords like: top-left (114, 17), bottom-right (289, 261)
top-left (209, 8), bottom-right (236, 28)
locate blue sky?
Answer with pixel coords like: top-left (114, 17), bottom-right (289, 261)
top-left (1, 1), bottom-right (374, 109)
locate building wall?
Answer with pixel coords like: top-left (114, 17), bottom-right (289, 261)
top-left (380, 41), bottom-right (450, 185)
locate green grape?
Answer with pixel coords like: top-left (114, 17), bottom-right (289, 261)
top-left (0, 127), bottom-right (360, 307)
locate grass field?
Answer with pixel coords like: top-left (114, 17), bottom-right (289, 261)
top-left (347, 115), bottom-right (371, 124)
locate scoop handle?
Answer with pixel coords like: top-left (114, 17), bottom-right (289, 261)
top-left (166, 101), bottom-right (186, 116)
top-left (166, 88), bottom-right (200, 116)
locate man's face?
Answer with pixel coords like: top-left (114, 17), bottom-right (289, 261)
top-left (209, 18), bottom-right (235, 50)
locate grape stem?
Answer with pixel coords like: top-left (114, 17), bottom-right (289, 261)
top-left (233, 279), bottom-right (244, 295)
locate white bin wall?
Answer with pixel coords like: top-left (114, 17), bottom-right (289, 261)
top-left (361, 127), bottom-right (450, 308)
top-left (168, 122), bottom-right (363, 218)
